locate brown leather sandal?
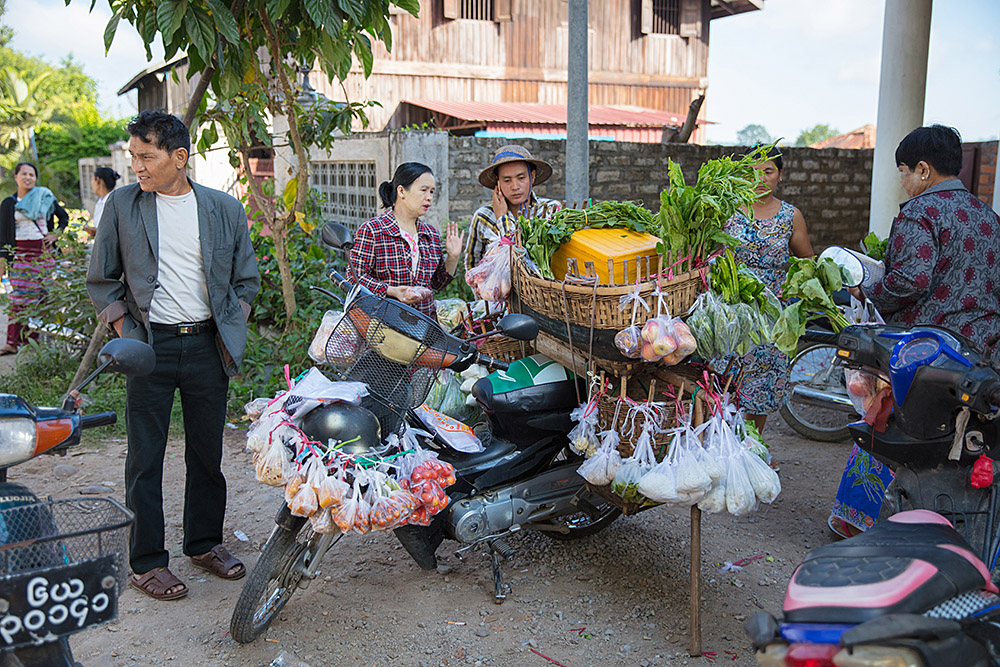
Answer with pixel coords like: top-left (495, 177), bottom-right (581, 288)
top-left (190, 544), bottom-right (245, 580)
top-left (130, 567), bottom-right (189, 600)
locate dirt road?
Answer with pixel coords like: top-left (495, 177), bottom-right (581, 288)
top-left (8, 411), bottom-right (853, 667)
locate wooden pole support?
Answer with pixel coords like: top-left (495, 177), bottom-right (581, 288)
top-left (689, 396), bottom-right (704, 657)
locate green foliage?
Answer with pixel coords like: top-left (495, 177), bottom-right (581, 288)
top-left (518, 201), bottom-right (654, 279)
top-left (771, 257), bottom-right (851, 357)
top-left (736, 124), bottom-right (773, 146)
top-left (862, 232), bottom-right (888, 261)
top-left (795, 124), bottom-right (839, 147)
top-left (656, 145), bottom-right (772, 258)
top-left (32, 106), bottom-right (128, 208)
top-left (231, 208), bottom-right (346, 413)
top-left (0, 212), bottom-right (98, 340)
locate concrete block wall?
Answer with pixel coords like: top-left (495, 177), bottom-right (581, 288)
top-left (448, 137), bottom-right (875, 251)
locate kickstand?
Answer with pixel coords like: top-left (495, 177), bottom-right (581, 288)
top-left (490, 550), bottom-right (511, 603)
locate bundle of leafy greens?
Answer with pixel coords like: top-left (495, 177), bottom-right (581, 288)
top-left (686, 250), bottom-right (782, 359)
top-left (862, 232), bottom-right (888, 261)
top-left (518, 200), bottom-right (655, 279)
top-left (656, 143), bottom-right (775, 261)
top-left (771, 257), bottom-right (851, 357)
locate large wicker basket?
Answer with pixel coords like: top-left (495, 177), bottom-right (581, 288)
top-left (478, 335), bottom-right (534, 363)
top-left (513, 257), bottom-right (704, 331)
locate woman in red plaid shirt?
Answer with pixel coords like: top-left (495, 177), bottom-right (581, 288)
top-left (349, 162), bottom-right (465, 319)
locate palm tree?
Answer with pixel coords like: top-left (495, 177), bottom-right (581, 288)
top-left (0, 67), bottom-right (54, 164)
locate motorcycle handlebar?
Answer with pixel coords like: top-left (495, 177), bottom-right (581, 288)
top-left (81, 412), bottom-right (117, 429)
top-left (476, 353), bottom-right (509, 372)
top-left (801, 330), bottom-right (840, 346)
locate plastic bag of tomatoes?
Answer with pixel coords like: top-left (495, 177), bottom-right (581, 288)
top-left (397, 448), bottom-right (457, 526)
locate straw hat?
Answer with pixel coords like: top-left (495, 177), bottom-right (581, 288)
top-left (477, 144), bottom-right (553, 189)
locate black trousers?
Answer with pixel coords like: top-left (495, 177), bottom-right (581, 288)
top-left (124, 329), bottom-right (230, 574)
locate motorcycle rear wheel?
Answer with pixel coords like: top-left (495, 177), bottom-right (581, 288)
top-left (230, 521), bottom-right (339, 644)
top-left (780, 343), bottom-right (852, 442)
top-left (543, 492), bottom-right (621, 541)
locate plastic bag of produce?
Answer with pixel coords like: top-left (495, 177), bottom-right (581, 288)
top-left (289, 480), bottom-right (319, 517)
top-left (641, 315), bottom-right (677, 361)
top-left (438, 372), bottom-right (469, 421)
top-left (637, 432), bottom-right (680, 503)
top-left (255, 436), bottom-right (293, 486)
top-left (845, 368), bottom-right (890, 416)
top-left (724, 455), bottom-right (757, 517)
top-left (697, 470), bottom-right (727, 514)
top-left (318, 470), bottom-right (349, 508)
top-left (615, 285), bottom-right (650, 359)
top-left (243, 397), bottom-right (271, 422)
top-left (577, 429), bottom-right (623, 486)
top-left (568, 398), bottom-right (601, 456)
top-left (309, 506), bottom-right (338, 534)
top-left (308, 310), bottom-right (361, 367)
top-left (742, 447), bottom-right (781, 503)
top-left (674, 430), bottom-right (713, 503)
top-left (466, 237), bottom-right (514, 302)
top-left (612, 421), bottom-right (657, 502)
top-left (436, 298), bottom-right (469, 331)
top-left (332, 482), bottom-right (359, 532)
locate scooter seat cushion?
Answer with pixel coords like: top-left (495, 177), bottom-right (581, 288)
top-left (784, 512), bottom-right (995, 624)
top-left (444, 436), bottom-right (516, 470)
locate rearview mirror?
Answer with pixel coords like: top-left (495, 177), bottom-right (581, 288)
top-left (818, 246), bottom-right (884, 289)
top-left (98, 339), bottom-right (156, 377)
top-left (496, 314), bottom-right (539, 342)
top-left (322, 222), bottom-right (353, 251)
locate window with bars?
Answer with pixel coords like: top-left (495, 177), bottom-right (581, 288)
top-left (460, 0), bottom-right (492, 20)
top-left (651, 0), bottom-right (680, 34)
top-left (309, 161), bottom-right (379, 233)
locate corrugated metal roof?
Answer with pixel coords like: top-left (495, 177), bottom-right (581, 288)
top-left (403, 100), bottom-right (703, 129)
top-left (811, 124), bottom-right (876, 150)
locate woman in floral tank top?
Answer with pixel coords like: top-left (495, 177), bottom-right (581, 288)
top-left (718, 150), bottom-right (814, 431)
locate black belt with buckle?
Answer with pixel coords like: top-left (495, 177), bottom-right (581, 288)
top-left (150, 320), bottom-right (216, 336)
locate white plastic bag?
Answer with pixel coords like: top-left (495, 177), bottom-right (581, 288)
top-left (724, 455), bottom-right (757, 517)
top-left (568, 399), bottom-right (601, 457)
top-left (637, 431), bottom-right (680, 503)
top-left (414, 404), bottom-right (484, 453)
top-left (465, 237), bottom-right (514, 302)
top-left (577, 429), bottom-right (623, 486)
top-left (742, 448), bottom-right (782, 504)
top-left (283, 368), bottom-right (368, 418)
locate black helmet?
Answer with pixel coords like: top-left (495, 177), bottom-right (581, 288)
top-left (298, 402), bottom-right (383, 455)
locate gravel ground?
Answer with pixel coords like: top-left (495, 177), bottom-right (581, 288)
top-left (4, 407), bottom-right (854, 667)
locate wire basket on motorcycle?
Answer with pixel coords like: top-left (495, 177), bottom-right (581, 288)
top-left (315, 290), bottom-right (466, 438)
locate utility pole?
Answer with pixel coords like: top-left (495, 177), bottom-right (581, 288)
top-left (566, 0), bottom-right (589, 205)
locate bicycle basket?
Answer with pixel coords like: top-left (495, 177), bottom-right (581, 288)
top-left (325, 295), bottom-right (462, 436)
top-left (0, 498), bottom-right (133, 591)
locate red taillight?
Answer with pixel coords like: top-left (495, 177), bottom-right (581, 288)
top-left (785, 643), bottom-right (840, 667)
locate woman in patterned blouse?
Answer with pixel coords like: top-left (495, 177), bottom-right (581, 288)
top-left (719, 148), bottom-right (814, 431)
top-left (349, 163), bottom-right (464, 319)
top-left (857, 125), bottom-right (1000, 350)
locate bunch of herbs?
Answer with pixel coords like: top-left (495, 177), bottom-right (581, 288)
top-left (656, 144), bottom-right (775, 261)
top-left (771, 257), bottom-right (851, 357)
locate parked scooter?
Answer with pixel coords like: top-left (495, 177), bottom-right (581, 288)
top-left (0, 338), bottom-right (154, 667)
top-left (229, 223), bottom-right (620, 644)
top-left (746, 323), bottom-right (1000, 666)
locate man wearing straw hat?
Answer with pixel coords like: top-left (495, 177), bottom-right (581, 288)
top-left (465, 144), bottom-right (561, 271)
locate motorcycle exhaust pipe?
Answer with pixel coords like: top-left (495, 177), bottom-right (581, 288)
top-left (789, 385), bottom-right (858, 413)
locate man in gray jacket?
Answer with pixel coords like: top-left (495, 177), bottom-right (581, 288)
top-left (87, 110), bottom-right (259, 601)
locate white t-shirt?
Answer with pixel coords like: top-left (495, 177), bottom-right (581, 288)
top-left (92, 194), bottom-right (109, 228)
top-left (148, 190), bottom-right (212, 324)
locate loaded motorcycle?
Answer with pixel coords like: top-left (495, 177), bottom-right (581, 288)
top-left (0, 338), bottom-right (154, 667)
top-left (747, 323), bottom-right (1000, 666)
top-left (229, 222), bottom-right (620, 644)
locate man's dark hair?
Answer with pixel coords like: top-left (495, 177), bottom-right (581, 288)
top-left (127, 110), bottom-right (190, 156)
top-left (895, 124), bottom-right (963, 176)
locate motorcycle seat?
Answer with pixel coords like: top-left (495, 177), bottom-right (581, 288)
top-left (784, 510), bottom-right (996, 624)
top-left (439, 435), bottom-right (517, 470)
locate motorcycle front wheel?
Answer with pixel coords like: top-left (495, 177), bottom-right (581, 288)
top-left (230, 520), bottom-right (341, 644)
top-left (780, 343), bottom-right (854, 442)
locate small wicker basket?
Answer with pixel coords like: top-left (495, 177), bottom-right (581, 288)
top-left (478, 335), bottom-right (534, 363)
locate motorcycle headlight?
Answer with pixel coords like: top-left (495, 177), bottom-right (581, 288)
top-left (0, 418), bottom-right (38, 467)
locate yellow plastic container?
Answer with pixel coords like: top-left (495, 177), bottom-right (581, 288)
top-left (549, 228), bottom-right (661, 284)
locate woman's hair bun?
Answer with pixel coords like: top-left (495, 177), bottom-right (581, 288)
top-left (378, 181), bottom-right (395, 209)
